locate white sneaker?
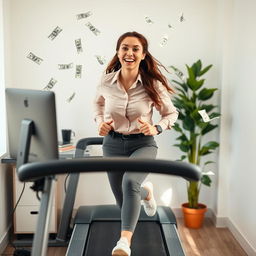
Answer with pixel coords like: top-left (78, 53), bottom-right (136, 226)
top-left (112, 237), bottom-right (131, 256)
top-left (142, 181), bottom-right (157, 217)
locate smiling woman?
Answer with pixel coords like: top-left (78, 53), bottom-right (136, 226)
top-left (93, 31), bottom-right (179, 256)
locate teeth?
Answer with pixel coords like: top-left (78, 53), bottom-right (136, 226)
top-left (124, 59), bottom-right (134, 62)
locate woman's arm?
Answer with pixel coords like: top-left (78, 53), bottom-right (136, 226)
top-left (154, 82), bottom-right (179, 130)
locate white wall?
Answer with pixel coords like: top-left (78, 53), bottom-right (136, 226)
top-left (0, 0), bottom-right (13, 253)
top-left (217, 0), bottom-right (256, 254)
top-left (3, 0), bottom-right (219, 210)
top-left (3, 0), bottom-right (256, 254)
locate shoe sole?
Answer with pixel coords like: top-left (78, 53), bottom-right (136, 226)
top-left (112, 249), bottom-right (129, 256)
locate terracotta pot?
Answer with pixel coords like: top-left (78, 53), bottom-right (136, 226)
top-left (182, 203), bottom-right (207, 229)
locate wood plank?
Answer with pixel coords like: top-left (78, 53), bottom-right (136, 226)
top-left (177, 218), bottom-right (248, 256)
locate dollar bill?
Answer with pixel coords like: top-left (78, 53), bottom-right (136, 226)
top-left (95, 55), bottom-right (106, 65)
top-left (76, 11), bottom-right (92, 20)
top-left (159, 34), bottom-right (168, 47)
top-left (145, 16), bottom-right (154, 24)
top-left (48, 26), bottom-right (62, 40)
top-left (58, 63), bottom-right (73, 70)
top-left (180, 12), bottom-right (185, 22)
top-left (85, 22), bottom-right (100, 36)
top-left (27, 52), bottom-right (43, 65)
top-left (170, 66), bottom-right (186, 81)
top-left (176, 71), bottom-right (185, 81)
top-left (43, 78), bottom-right (57, 91)
top-left (75, 39), bottom-right (83, 53)
top-left (75, 65), bottom-right (82, 78)
top-left (198, 109), bottom-right (220, 122)
top-left (67, 92), bottom-right (76, 103)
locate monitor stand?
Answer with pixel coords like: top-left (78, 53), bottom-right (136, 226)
top-left (16, 119), bottom-right (34, 170)
top-left (14, 119), bottom-right (57, 256)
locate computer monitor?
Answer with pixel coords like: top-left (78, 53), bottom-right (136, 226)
top-left (5, 88), bottom-right (58, 168)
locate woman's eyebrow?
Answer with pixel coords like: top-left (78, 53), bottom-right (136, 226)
top-left (121, 44), bottom-right (141, 48)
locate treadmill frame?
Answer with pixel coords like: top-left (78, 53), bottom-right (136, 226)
top-left (17, 137), bottom-right (200, 256)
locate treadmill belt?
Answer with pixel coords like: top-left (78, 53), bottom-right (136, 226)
top-left (84, 221), bottom-right (168, 256)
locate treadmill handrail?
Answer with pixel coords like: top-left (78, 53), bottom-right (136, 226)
top-left (17, 158), bottom-right (201, 182)
top-left (74, 137), bottom-right (103, 158)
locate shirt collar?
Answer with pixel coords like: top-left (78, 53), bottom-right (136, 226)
top-left (110, 69), bottom-right (142, 86)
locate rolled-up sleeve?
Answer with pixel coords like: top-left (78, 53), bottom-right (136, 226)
top-left (154, 82), bottom-right (179, 130)
top-left (93, 80), bottom-right (105, 126)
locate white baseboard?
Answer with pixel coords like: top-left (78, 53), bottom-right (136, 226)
top-left (225, 218), bottom-right (256, 256)
top-left (0, 224), bottom-right (11, 254)
top-left (210, 210), bottom-right (256, 256)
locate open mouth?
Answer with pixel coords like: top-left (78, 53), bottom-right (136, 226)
top-left (124, 58), bottom-right (135, 63)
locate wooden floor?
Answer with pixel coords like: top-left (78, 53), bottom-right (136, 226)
top-left (2, 218), bottom-right (247, 256)
top-left (177, 218), bottom-right (247, 256)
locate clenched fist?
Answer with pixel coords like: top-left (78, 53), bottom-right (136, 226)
top-left (98, 120), bottom-right (113, 136)
top-left (138, 119), bottom-right (158, 136)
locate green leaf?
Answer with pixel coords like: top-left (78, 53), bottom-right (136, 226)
top-left (173, 123), bottom-right (182, 132)
top-left (187, 77), bottom-right (205, 91)
top-left (180, 155), bottom-right (187, 161)
top-left (173, 143), bottom-right (190, 152)
top-left (182, 115), bottom-right (195, 131)
top-left (199, 141), bottom-right (219, 155)
top-left (186, 64), bottom-right (195, 80)
top-left (198, 88), bottom-right (218, 101)
top-left (190, 109), bottom-right (202, 123)
top-left (201, 141), bottom-right (219, 150)
top-left (172, 80), bottom-right (188, 92)
top-left (199, 64), bottom-right (213, 76)
top-left (173, 96), bottom-right (196, 112)
top-left (176, 87), bottom-right (187, 96)
top-left (200, 150), bottom-right (213, 156)
top-left (201, 124), bottom-right (218, 135)
top-left (195, 79), bottom-right (205, 90)
top-left (201, 175), bottom-right (212, 186)
top-left (200, 104), bottom-right (217, 112)
top-left (176, 134), bottom-right (189, 142)
top-left (176, 155), bottom-right (187, 161)
top-left (194, 60), bottom-right (202, 77)
top-left (209, 112), bottom-right (221, 119)
top-left (177, 112), bottom-right (185, 120)
top-left (172, 98), bottom-right (184, 109)
top-left (203, 161), bottom-right (215, 166)
top-left (198, 121), bottom-right (208, 129)
top-left (186, 65), bottom-right (198, 91)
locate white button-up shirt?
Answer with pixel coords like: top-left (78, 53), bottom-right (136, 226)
top-left (93, 70), bottom-right (178, 134)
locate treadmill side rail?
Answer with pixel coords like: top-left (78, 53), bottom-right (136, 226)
top-left (66, 224), bottom-right (90, 256)
top-left (161, 224), bottom-right (186, 256)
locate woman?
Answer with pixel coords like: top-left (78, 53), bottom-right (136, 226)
top-left (94, 31), bottom-right (178, 256)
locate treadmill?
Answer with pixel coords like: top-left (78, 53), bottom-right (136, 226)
top-left (17, 137), bottom-right (201, 256)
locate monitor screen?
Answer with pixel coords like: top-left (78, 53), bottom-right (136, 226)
top-left (5, 88), bottom-right (59, 164)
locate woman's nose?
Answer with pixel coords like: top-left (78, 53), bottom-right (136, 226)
top-left (127, 49), bottom-right (133, 56)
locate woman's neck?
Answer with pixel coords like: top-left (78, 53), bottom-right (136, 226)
top-left (119, 69), bottom-right (139, 90)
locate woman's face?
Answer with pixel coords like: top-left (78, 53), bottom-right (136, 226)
top-left (117, 36), bottom-right (146, 72)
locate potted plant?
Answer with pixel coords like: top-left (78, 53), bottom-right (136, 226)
top-left (170, 60), bottom-right (220, 228)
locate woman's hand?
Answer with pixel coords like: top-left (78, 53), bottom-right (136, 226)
top-left (138, 119), bottom-right (158, 136)
top-left (98, 120), bottom-right (113, 136)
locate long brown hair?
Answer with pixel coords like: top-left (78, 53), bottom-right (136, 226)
top-left (106, 31), bottom-right (174, 107)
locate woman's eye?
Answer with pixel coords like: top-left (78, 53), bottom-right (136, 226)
top-left (122, 47), bottom-right (128, 51)
top-left (133, 48), bottom-right (139, 52)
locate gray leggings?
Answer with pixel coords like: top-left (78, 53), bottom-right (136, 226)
top-left (102, 132), bottom-right (158, 232)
